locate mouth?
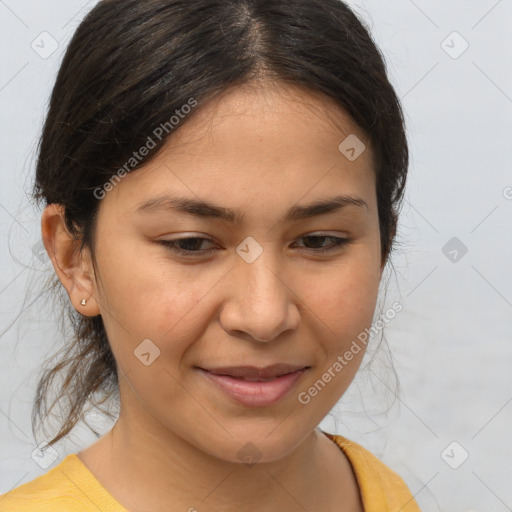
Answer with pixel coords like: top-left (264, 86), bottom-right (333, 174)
top-left (197, 363), bottom-right (311, 380)
top-left (196, 364), bottom-right (310, 407)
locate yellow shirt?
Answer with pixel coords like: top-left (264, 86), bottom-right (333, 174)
top-left (0, 433), bottom-right (421, 511)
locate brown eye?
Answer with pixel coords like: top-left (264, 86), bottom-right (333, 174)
top-left (157, 234), bottom-right (350, 258)
top-left (158, 237), bottom-right (218, 256)
top-left (294, 235), bottom-right (350, 253)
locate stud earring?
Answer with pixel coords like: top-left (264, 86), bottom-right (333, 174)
top-left (81, 298), bottom-right (87, 306)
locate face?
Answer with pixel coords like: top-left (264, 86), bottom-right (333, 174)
top-left (83, 83), bottom-right (383, 463)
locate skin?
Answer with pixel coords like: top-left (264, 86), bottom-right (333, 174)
top-left (42, 81), bottom-right (385, 512)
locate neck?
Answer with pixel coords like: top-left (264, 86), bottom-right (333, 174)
top-left (78, 391), bottom-right (361, 512)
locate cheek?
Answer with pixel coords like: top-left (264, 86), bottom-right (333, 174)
top-left (95, 231), bottom-right (380, 403)
top-left (293, 262), bottom-right (380, 410)
top-left (94, 243), bottom-right (220, 371)
top-left (295, 254), bottom-right (381, 344)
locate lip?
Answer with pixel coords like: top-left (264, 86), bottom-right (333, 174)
top-left (197, 367), bottom-right (309, 407)
top-left (201, 363), bottom-right (309, 379)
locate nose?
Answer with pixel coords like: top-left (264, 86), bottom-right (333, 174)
top-left (219, 249), bottom-right (301, 342)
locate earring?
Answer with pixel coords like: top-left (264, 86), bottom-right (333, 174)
top-left (81, 298), bottom-right (87, 306)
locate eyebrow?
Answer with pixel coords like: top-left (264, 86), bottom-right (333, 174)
top-left (134, 194), bottom-right (369, 224)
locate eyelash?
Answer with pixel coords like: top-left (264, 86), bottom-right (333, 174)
top-left (157, 234), bottom-right (350, 257)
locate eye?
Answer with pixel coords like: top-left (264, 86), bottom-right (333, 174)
top-left (157, 233), bottom-right (350, 257)
top-left (292, 234), bottom-right (350, 254)
top-left (157, 237), bottom-right (218, 256)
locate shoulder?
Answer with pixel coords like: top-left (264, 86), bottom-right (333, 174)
top-left (323, 431), bottom-right (421, 512)
top-left (0, 454), bottom-right (117, 512)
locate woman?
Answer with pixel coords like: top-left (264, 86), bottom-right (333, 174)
top-left (0, 0), bottom-right (419, 510)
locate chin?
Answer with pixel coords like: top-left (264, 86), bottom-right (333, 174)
top-left (192, 424), bottom-right (315, 466)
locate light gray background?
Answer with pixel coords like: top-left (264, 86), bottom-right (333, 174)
top-left (1, 1), bottom-right (511, 510)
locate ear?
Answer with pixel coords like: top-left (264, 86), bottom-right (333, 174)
top-left (41, 204), bottom-right (101, 316)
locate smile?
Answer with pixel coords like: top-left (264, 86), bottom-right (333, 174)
top-left (197, 367), bottom-right (309, 407)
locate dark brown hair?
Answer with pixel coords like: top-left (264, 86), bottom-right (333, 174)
top-left (31, 0), bottom-right (408, 446)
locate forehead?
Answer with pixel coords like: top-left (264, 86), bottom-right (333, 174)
top-left (173, 81), bottom-right (367, 149)
top-left (143, 82), bottom-right (374, 181)
top-left (99, 81), bottom-right (376, 222)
